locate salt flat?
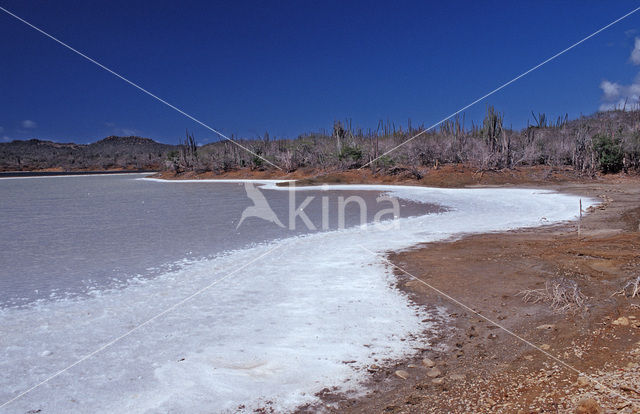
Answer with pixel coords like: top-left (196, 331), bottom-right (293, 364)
top-left (0, 180), bottom-right (594, 413)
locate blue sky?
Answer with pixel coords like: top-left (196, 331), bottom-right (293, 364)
top-left (1, 0), bottom-right (640, 144)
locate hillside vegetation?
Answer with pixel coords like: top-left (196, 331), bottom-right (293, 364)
top-left (0, 136), bottom-right (175, 171)
top-left (3, 109), bottom-right (640, 175)
top-left (170, 108), bottom-right (640, 176)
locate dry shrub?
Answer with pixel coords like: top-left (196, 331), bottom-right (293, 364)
top-left (612, 276), bottom-right (640, 298)
top-left (518, 277), bottom-right (587, 313)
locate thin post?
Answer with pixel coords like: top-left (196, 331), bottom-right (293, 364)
top-left (578, 199), bottom-right (582, 236)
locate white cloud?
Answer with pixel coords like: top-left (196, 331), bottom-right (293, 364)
top-left (599, 75), bottom-right (640, 111)
top-left (21, 120), bottom-right (37, 129)
top-left (1, 136), bottom-right (11, 142)
top-left (118, 128), bottom-right (137, 136)
top-left (631, 37), bottom-right (640, 65)
top-left (600, 80), bottom-right (621, 100)
top-left (599, 39), bottom-right (640, 111)
top-left (105, 122), bottom-right (138, 136)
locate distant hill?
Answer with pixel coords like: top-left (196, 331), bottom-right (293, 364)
top-left (3, 109), bottom-right (640, 174)
top-left (0, 136), bottom-right (177, 171)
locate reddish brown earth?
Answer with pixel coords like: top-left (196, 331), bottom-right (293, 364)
top-left (153, 164), bottom-right (594, 188)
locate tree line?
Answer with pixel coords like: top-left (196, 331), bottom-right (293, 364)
top-left (2, 108), bottom-right (639, 175)
top-left (170, 107), bottom-right (640, 175)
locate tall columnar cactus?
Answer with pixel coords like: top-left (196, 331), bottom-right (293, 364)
top-left (333, 121), bottom-right (345, 153)
top-left (179, 130), bottom-right (198, 170)
top-left (481, 105), bottom-right (503, 152)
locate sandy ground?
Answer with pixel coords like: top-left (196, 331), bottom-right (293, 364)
top-left (157, 166), bottom-right (640, 413)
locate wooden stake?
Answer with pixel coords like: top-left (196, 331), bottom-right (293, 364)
top-left (578, 199), bottom-right (582, 236)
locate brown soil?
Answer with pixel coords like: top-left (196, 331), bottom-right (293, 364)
top-left (157, 165), bottom-right (640, 413)
top-left (154, 164), bottom-right (598, 188)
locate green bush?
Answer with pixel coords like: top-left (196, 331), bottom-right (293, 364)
top-left (251, 149), bottom-right (264, 169)
top-left (376, 154), bottom-right (394, 168)
top-left (338, 145), bottom-right (363, 162)
top-left (592, 133), bottom-right (623, 173)
top-left (167, 150), bottom-right (179, 161)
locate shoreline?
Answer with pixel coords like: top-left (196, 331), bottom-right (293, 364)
top-left (309, 178), bottom-right (640, 413)
top-left (10, 163), bottom-right (639, 188)
top-left (7, 168), bottom-right (638, 411)
top-left (0, 169), bottom-right (157, 178)
top-left (149, 164), bottom-right (626, 188)
top-left (143, 168), bottom-right (639, 412)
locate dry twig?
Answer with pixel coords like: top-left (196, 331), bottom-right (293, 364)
top-left (518, 277), bottom-right (587, 313)
top-left (611, 276), bottom-right (640, 298)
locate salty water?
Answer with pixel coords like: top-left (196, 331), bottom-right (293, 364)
top-left (0, 174), bottom-right (594, 413)
top-left (0, 174), bottom-right (436, 308)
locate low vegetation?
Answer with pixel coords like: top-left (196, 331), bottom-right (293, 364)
top-left (613, 276), bottom-right (640, 299)
top-left (3, 108), bottom-right (640, 175)
top-left (518, 277), bottom-right (587, 313)
top-left (0, 136), bottom-right (174, 171)
top-left (170, 108), bottom-right (640, 175)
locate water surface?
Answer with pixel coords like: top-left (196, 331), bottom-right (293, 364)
top-left (0, 174), bottom-right (437, 307)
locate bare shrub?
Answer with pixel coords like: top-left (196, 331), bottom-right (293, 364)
top-left (612, 276), bottom-right (640, 298)
top-left (518, 277), bottom-right (587, 313)
top-left (6, 109), bottom-right (640, 174)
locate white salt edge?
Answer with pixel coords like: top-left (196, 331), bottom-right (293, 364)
top-left (0, 182), bottom-right (597, 413)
